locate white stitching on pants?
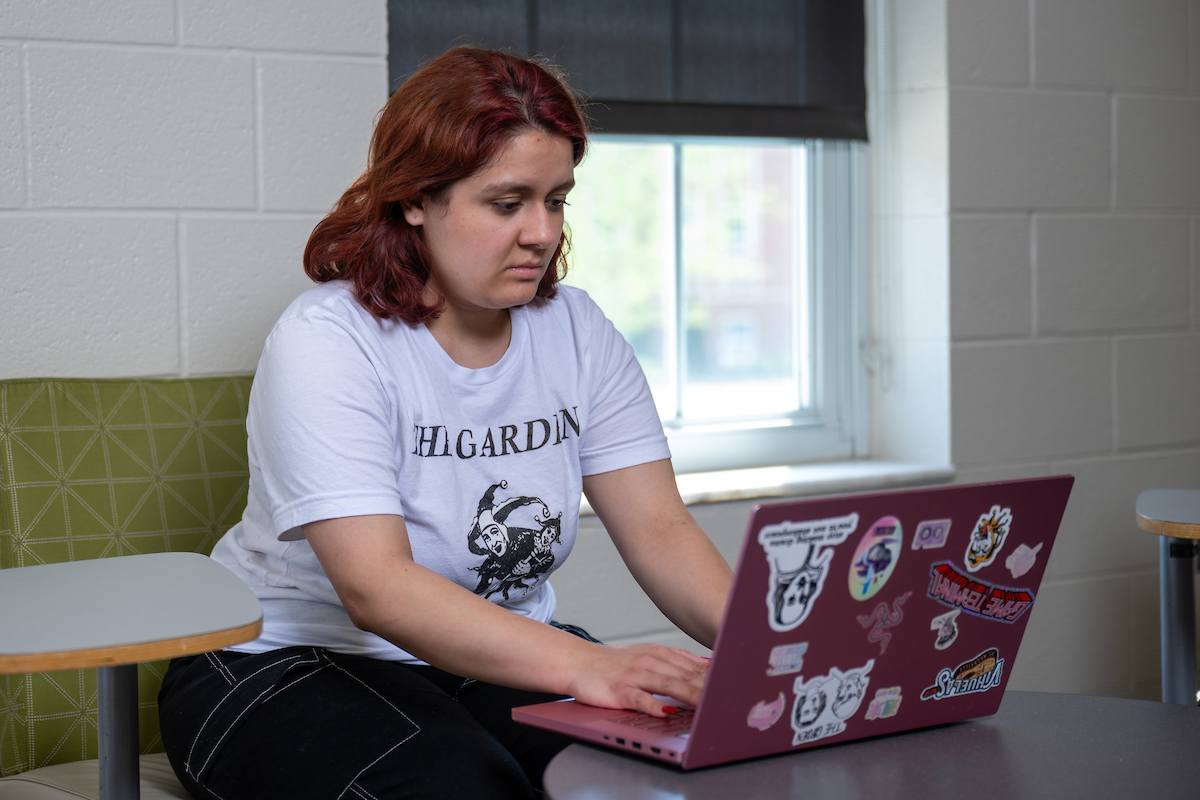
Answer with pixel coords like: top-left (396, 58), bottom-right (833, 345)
top-left (192, 660), bottom-right (331, 779)
top-left (204, 651), bottom-right (236, 685)
top-left (347, 782), bottom-right (379, 800)
top-left (184, 651), bottom-right (321, 780)
top-left (331, 661), bottom-right (421, 800)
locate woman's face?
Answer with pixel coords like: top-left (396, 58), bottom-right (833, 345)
top-left (403, 129), bottom-right (576, 321)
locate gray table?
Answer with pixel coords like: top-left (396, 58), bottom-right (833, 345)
top-left (545, 691), bottom-right (1200, 799)
top-left (0, 552), bottom-right (262, 800)
top-left (1136, 489), bottom-right (1200, 705)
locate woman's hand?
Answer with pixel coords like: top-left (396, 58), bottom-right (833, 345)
top-left (567, 644), bottom-right (710, 716)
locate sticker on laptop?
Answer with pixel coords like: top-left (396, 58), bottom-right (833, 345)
top-left (857, 591), bottom-right (912, 654)
top-left (964, 505), bottom-right (1012, 572)
top-left (766, 642), bottom-right (809, 676)
top-left (930, 608), bottom-right (961, 650)
top-left (927, 561), bottom-right (1034, 623)
top-left (790, 659), bottom-right (875, 746)
top-left (912, 518), bottom-right (951, 550)
top-left (848, 515), bottom-right (903, 600)
top-left (921, 647), bottom-right (1004, 701)
top-left (864, 686), bottom-right (903, 720)
top-left (747, 692), bottom-right (786, 732)
top-left (1006, 542), bottom-right (1043, 579)
top-left (759, 513), bottom-right (858, 632)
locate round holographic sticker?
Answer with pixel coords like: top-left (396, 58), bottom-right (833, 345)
top-left (848, 515), bottom-right (903, 600)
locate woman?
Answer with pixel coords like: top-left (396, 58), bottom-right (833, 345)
top-left (159, 47), bottom-right (732, 800)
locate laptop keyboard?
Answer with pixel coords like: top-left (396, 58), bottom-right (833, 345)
top-left (609, 708), bottom-right (695, 737)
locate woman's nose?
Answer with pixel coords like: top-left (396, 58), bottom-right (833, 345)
top-left (520, 205), bottom-right (560, 250)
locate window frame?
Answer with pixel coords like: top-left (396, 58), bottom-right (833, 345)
top-left (567, 136), bottom-right (868, 474)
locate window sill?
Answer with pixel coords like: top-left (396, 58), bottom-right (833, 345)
top-left (580, 460), bottom-right (956, 516)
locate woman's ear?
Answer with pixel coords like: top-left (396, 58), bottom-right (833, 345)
top-left (401, 196), bottom-right (426, 227)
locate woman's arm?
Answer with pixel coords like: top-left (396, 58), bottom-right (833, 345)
top-left (582, 459), bottom-right (733, 649)
top-left (304, 514), bottom-right (708, 715)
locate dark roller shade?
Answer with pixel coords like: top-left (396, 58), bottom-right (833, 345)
top-left (388, 0), bottom-right (867, 141)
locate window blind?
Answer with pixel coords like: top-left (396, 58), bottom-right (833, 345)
top-left (388, 0), bottom-right (867, 141)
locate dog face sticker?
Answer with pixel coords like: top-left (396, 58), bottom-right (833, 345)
top-left (964, 505), bottom-right (1012, 573)
top-left (468, 481), bottom-right (562, 600)
top-left (790, 659), bottom-right (874, 746)
top-left (759, 514), bottom-right (858, 632)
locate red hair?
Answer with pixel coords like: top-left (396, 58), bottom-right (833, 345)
top-left (304, 47), bottom-right (589, 322)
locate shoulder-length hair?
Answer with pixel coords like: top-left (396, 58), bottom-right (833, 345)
top-left (303, 47), bottom-right (589, 322)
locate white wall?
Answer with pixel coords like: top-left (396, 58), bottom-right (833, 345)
top-left (4, 0), bottom-right (1200, 699)
top-left (939, 0), bottom-right (1200, 699)
top-left (0, 0), bottom-right (388, 379)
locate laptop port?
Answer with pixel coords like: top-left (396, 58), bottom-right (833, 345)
top-left (632, 742), bottom-right (642, 750)
top-left (615, 738), bottom-right (625, 745)
top-left (651, 747), bottom-right (662, 755)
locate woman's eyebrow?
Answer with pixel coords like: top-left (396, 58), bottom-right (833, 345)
top-left (479, 178), bottom-right (576, 195)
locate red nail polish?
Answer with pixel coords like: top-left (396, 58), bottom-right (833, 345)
top-left (662, 706), bottom-right (679, 715)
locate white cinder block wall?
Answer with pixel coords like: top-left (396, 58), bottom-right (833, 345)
top-left (4, 0), bottom-right (1199, 698)
top-left (0, 0), bottom-right (388, 379)
top-left (940, 0), bottom-right (1200, 699)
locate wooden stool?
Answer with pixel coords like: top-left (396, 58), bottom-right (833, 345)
top-left (1136, 489), bottom-right (1200, 705)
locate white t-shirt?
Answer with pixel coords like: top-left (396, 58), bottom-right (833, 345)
top-left (211, 280), bottom-right (670, 663)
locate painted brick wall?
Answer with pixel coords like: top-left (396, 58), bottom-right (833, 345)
top-left (0, 0), bottom-right (388, 379)
top-left (946, 0), bottom-right (1200, 699)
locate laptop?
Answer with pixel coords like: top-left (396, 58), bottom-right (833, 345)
top-left (513, 475), bottom-right (1074, 769)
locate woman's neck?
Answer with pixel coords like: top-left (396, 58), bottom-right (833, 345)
top-left (424, 306), bottom-right (513, 369)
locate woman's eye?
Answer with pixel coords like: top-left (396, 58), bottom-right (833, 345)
top-left (548, 198), bottom-right (569, 211)
top-left (494, 201), bottom-right (522, 212)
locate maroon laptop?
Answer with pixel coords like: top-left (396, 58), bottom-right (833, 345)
top-left (513, 476), bottom-right (1075, 769)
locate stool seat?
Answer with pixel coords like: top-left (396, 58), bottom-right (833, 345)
top-left (1137, 489), bottom-right (1200, 539)
top-left (1136, 489), bottom-right (1200, 706)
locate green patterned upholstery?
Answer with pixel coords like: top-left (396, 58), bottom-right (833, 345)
top-left (0, 376), bottom-right (253, 777)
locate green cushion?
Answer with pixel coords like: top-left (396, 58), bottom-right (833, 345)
top-left (0, 376), bottom-right (252, 776)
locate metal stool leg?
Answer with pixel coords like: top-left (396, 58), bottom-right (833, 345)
top-left (1159, 537), bottom-right (1198, 705)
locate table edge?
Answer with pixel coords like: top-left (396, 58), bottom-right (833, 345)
top-left (0, 618), bottom-right (261, 673)
top-left (1136, 511), bottom-right (1200, 539)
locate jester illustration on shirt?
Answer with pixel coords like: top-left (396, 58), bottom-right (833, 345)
top-left (468, 481), bottom-right (562, 599)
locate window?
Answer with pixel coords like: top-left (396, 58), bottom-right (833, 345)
top-left (566, 137), bottom-right (866, 473)
top-left (387, 0), bottom-right (869, 473)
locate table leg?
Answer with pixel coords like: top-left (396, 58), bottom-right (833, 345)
top-left (1159, 537), bottom-right (1198, 705)
top-left (98, 664), bottom-right (140, 800)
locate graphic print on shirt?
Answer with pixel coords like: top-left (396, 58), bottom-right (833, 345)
top-left (468, 481), bottom-right (563, 600)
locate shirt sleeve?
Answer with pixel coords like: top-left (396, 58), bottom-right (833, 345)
top-left (248, 308), bottom-right (406, 539)
top-left (569, 290), bottom-right (672, 476)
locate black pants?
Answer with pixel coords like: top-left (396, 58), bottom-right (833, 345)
top-left (158, 643), bottom-right (582, 799)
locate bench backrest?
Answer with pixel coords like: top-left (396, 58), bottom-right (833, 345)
top-left (0, 376), bottom-right (252, 776)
